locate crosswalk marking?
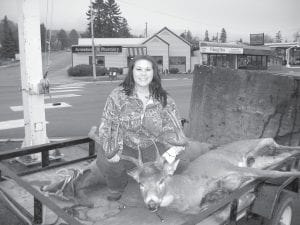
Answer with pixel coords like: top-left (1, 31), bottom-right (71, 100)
top-left (51, 89), bottom-right (82, 93)
top-left (10, 102), bottom-right (71, 112)
top-left (45, 94), bottom-right (81, 99)
top-left (51, 87), bottom-right (82, 90)
top-left (0, 119), bottom-right (49, 130)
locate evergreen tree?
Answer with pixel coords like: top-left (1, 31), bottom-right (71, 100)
top-left (118, 18), bottom-right (131, 37)
top-left (264, 34), bottom-right (273, 43)
top-left (69, 29), bottom-right (79, 45)
top-left (0, 16), bottom-right (18, 58)
top-left (212, 35), bottom-right (218, 42)
top-left (87, 0), bottom-right (131, 38)
top-left (220, 28), bottom-right (227, 43)
top-left (204, 30), bottom-right (209, 41)
top-left (105, 0), bottom-right (121, 37)
top-left (56, 29), bottom-right (70, 50)
top-left (275, 31), bottom-right (282, 43)
top-left (294, 31), bottom-right (300, 42)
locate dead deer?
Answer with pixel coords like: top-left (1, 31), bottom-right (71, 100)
top-left (88, 111), bottom-right (300, 215)
top-left (118, 138), bottom-right (300, 214)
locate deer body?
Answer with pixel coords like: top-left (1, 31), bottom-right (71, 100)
top-left (88, 111), bottom-right (300, 215)
top-left (125, 138), bottom-right (300, 214)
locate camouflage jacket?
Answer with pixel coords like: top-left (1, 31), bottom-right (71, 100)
top-left (98, 86), bottom-right (182, 159)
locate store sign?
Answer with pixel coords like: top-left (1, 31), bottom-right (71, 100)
top-left (98, 46), bottom-right (122, 53)
top-left (250, 33), bottom-right (264, 46)
top-left (200, 46), bottom-right (243, 54)
top-left (72, 46), bottom-right (92, 53)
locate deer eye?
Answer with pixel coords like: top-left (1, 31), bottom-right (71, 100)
top-left (139, 183), bottom-right (145, 189)
top-left (158, 179), bottom-right (165, 186)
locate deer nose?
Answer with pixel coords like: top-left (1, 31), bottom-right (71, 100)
top-left (147, 200), bottom-right (159, 212)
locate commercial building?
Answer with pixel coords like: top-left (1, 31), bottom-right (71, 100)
top-left (71, 27), bottom-right (191, 73)
top-left (264, 42), bottom-right (300, 68)
top-left (195, 42), bottom-right (273, 70)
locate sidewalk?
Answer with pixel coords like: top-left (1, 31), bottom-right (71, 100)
top-left (69, 72), bottom-right (193, 84)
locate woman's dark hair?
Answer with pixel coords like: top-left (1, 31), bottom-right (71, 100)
top-left (120, 55), bottom-right (168, 107)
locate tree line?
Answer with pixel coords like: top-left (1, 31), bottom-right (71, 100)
top-left (0, 15), bottom-right (81, 59)
top-left (1, 0), bottom-right (300, 59)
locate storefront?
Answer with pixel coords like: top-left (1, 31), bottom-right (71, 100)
top-left (71, 27), bottom-right (191, 73)
top-left (198, 42), bottom-right (272, 70)
top-left (265, 42), bottom-right (300, 68)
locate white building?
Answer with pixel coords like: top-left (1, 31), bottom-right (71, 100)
top-left (71, 27), bottom-right (191, 73)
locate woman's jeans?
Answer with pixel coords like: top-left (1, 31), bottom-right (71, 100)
top-left (95, 143), bottom-right (190, 195)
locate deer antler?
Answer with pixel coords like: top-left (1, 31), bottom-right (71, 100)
top-left (150, 139), bottom-right (165, 166)
top-left (120, 144), bottom-right (144, 168)
top-left (164, 110), bottom-right (188, 146)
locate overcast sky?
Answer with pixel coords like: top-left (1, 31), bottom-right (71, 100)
top-left (1, 0), bottom-right (299, 42)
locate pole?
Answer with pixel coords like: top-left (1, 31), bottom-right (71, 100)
top-left (17, 0), bottom-right (49, 160)
top-left (145, 22), bottom-right (148, 38)
top-left (90, 0), bottom-right (96, 80)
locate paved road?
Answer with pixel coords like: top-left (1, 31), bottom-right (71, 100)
top-left (0, 51), bottom-right (193, 140)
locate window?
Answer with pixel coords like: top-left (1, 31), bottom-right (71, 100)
top-left (152, 56), bottom-right (163, 73)
top-left (152, 56), bottom-right (163, 65)
top-left (169, 56), bottom-right (186, 72)
top-left (238, 55), bottom-right (267, 69)
top-left (169, 56), bottom-right (186, 65)
top-left (89, 56), bottom-right (105, 66)
top-left (207, 54), bottom-right (235, 69)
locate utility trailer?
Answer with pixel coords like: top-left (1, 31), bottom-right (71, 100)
top-left (0, 137), bottom-right (299, 225)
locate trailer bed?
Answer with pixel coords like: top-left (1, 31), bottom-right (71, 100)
top-left (0, 159), bottom-right (234, 225)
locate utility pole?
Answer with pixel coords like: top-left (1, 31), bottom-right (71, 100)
top-left (17, 0), bottom-right (49, 161)
top-left (90, 0), bottom-right (96, 80)
top-left (145, 22), bottom-right (148, 38)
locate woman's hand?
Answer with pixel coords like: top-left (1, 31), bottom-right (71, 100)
top-left (107, 154), bottom-right (121, 163)
top-left (162, 146), bottom-right (185, 163)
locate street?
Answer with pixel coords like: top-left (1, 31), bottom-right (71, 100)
top-left (0, 51), bottom-right (192, 140)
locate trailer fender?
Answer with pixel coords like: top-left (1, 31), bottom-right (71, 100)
top-left (250, 181), bottom-right (298, 220)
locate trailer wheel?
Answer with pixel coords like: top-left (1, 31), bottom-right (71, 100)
top-left (264, 194), bottom-right (294, 225)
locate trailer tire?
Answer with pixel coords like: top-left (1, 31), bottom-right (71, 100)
top-left (264, 193), bottom-right (294, 225)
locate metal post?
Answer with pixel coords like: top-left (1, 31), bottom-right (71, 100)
top-left (33, 197), bottom-right (43, 224)
top-left (90, 0), bottom-right (97, 80)
top-left (17, 0), bottom-right (49, 161)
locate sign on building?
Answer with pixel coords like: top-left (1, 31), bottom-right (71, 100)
top-left (200, 46), bottom-right (243, 54)
top-left (97, 46), bottom-right (122, 53)
top-left (72, 46), bottom-right (92, 53)
top-left (250, 33), bottom-right (264, 46)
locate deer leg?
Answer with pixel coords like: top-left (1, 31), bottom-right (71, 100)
top-left (234, 166), bottom-right (300, 179)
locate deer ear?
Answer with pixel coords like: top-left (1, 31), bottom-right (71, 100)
top-left (127, 168), bottom-right (141, 183)
top-left (163, 159), bottom-right (180, 175)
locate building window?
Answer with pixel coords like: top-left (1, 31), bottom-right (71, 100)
top-left (89, 56), bottom-right (105, 66)
top-left (152, 56), bottom-right (163, 65)
top-left (206, 54), bottom-right (235, 69)
top-left (238, 55), bottom-right (267, 69)
top-left (290, 48), bottom-right (300, 66)
top-left (152, 56), bottom-right (163, 73)
top-left (169, 56), bottom-right (186, 72)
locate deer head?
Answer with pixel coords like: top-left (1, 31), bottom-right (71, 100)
top-left (123, 140), bottom-right (180, 212)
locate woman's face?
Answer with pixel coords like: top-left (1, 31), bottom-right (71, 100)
top-left (133, 59), bottom-right (154, 89)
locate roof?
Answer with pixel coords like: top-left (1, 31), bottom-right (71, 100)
top-left (142, 35), bottom-right (169, 45)
top-left (143, 27), bottom-right (191, 47)
top-left (264, 42), bottom-right (300, 48)
top-left (78, 38), bottom-right (146, 47)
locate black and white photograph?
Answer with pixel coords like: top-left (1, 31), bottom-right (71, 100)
top-left (0, 0), bottom-right (300, 224)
